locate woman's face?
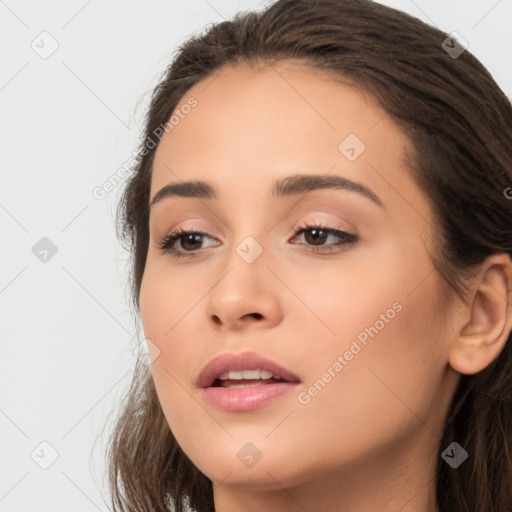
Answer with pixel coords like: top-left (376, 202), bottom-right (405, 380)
top-left (139, 61), bottom-right (459, 502)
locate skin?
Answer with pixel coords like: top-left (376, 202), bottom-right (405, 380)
top-left (139, 60), bottom-right (512, 512)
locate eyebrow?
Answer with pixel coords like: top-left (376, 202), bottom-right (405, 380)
top-left (149, 174), bottom-right (383, 208)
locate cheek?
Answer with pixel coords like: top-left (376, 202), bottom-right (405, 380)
top-left (287, 242), bottom-right (447, 450)
top-left (138, 260), bottom-right (210, 432)
top-left (139, 256), bottom-right (205, 340)
top-left (297, 262), bottom-right (446, 450)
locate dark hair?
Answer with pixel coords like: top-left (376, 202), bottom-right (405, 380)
top-left (107, 1), bottom-right (512, 511)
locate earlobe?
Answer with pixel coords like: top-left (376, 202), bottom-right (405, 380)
top-left (448, 253), bottom-right (512, 376)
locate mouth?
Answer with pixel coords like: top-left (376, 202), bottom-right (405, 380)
top-left (197, 351), bottom-right (301, 412)
top-left (197, 351), bottom-right (301, 389)
top-left (211, 370), bottom-right (291, 388)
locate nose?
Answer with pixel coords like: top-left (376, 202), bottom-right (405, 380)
top-left (204, 245), bottom-right (283, 332)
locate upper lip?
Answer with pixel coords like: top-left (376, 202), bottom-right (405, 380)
top-left (197, 351), bottom-right (301, 388)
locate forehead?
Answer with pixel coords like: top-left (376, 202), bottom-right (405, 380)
top-left (150, 61), bottom-right (432, 228)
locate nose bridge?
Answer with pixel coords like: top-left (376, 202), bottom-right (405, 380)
top-left (220, 202), bottom-right (271, 272)
top-left (214, 229), bottom-right (268, 299)
top-left (204, 225), bottom-right (282, 329)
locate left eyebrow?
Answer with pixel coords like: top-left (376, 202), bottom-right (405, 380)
top-left (272, 174), bottom-right (382, 206)
top-left (149, 173), bottom-right (383, 208)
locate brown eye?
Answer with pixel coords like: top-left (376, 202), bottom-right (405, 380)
top-left (158, 228), bottom-right (218, 257)
top-left (291, 223), bottom-right (358, 253)
top-left (178, 233), bottom-right (203, 251)
top-left (303, 228), bottom-right (329, 245)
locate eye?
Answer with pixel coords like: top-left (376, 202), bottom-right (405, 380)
top-left (158, 226), bottom-right (218, 258)
top-left (158, 222), bottom-right (358, 259)
top-left (289, 222), bottom-right (358, 253)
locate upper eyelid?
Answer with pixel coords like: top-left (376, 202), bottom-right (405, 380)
top-left (169, 215), bottom-right (353, 234)
top-left (167, 222), bottom-right (351, 239)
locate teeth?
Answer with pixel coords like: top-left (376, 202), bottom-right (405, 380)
top-left (218, 369), bottom-right (278, 380)
top-left (242, 369), bottom-right (261, 379)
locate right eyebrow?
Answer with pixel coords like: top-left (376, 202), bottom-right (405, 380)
top-left (150, 181), bottom-right (215, 208)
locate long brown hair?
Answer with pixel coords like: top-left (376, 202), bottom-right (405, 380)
top-left (106, 1), bottom-right (512, 510)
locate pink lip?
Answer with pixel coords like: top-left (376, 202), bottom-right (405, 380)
top-left (196, 351), bottom-right (301, 412)
top-left (202, 382), bottom-right (300, 412)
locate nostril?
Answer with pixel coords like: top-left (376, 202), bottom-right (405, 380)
top-left (211, 313), bottom-right (262, 325)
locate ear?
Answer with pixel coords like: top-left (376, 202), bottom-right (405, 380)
top-left (448, 253), bottom-right (512, 375)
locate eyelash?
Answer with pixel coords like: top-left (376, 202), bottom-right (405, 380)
top-left (158, 222), bottom-right (358, 259)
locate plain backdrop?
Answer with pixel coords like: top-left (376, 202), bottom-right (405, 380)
top-left (1, 0), bottom-right (511, 510)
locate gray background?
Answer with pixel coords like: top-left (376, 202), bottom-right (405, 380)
top-left (1, 0), bottom-right (511, 510)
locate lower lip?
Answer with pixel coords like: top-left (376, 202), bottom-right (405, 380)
top-left (202, 382), bottom-right (300, 412)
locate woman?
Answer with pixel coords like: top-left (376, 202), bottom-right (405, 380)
top-left (106, 1), bottom-right (512, 511)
